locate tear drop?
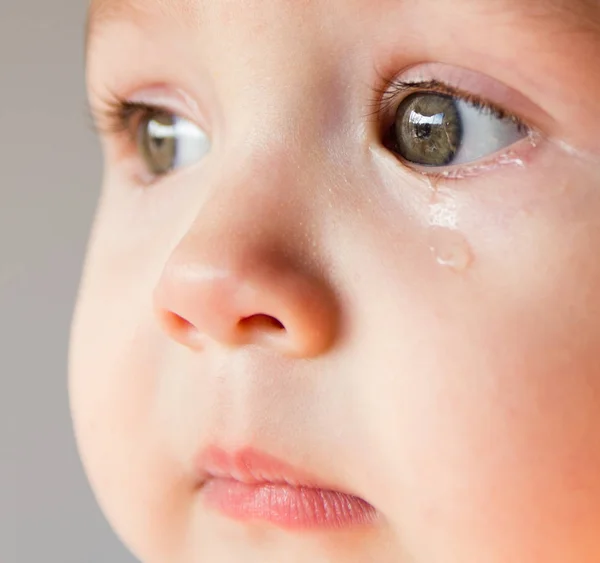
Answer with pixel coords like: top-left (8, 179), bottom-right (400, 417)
top-left (428, 227), bottom-right (473, 272)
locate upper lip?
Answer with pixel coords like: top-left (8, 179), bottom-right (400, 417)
top-left (195, 446), bottom-right (343, 490)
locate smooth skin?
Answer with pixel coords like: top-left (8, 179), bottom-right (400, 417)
top-left (71, 0), bottom-right (600, 561)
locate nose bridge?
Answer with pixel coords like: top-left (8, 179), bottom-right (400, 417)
top-left (213, 13), bottom-right (349, 160)
top-left (224, 76), bottom-right (344, 173)
top-left (214, 76), bottom-right (346, 242)
top-left (193, 141), bottom-right (319, 265)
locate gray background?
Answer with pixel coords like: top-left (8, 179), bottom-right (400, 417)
top-left (3, 1), bottom-right (135, 562)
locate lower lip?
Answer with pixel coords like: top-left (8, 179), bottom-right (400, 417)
top-left (201, 478), bottom-right (377, 530)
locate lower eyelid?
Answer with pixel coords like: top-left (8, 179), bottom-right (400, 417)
top-left (413, 133), bottom-right (543, 181)
top-left (381, 84), bottom-right (541, 176)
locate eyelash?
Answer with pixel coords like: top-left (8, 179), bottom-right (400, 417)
top-left (90, 78), bottom-right (531, 181)
top-left (368, 76), bottom-right (528, 132)
top-left (94, 82), bottom-right (526, 131)
top-left (91, 97), bottom-right (163, 138)
top-left (368, 75), bottom-right (532, 181)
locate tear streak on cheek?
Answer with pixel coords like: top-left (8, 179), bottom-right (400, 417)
top-left (419, 157), bottom-right (600, 280)
top-left (461, 152), bottom-right (599, 239)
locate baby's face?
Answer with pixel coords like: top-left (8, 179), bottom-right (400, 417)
top-left (71, 0), bottom-right (600, 561)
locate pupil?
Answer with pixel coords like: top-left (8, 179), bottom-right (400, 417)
top-left (415, 122), bottom-right (433, 139)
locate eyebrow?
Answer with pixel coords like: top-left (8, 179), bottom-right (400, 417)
top-left (86, 0), bottom-right (600, 56)
top-left (86, 0), bottom-right (202, 53)
top-left (478, 0), bottom-right (600, 35)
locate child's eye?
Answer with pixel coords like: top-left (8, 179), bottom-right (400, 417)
top-left (135, 110), bottom-right (211, 177)
top-left (384, 90), bottom-right (529, 171)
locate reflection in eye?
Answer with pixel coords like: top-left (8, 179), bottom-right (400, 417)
top-left (389, 92), bottom-right (528, 169)
top-left (137, 111), bottom-right (211, 176)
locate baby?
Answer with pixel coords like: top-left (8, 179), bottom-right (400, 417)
top-left (69, 0), bottom-right (600, 561)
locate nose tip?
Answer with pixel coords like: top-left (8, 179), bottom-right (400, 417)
top-left (153, 261), bottom-right (337, 358)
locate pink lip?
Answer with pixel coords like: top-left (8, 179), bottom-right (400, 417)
top-left (196, 447), bottom-right (378, 531)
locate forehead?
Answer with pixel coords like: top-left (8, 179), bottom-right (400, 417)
top-left (87, 0), bottom-right (600, 36)
top-left (88, 0), bottom-right (198, 28)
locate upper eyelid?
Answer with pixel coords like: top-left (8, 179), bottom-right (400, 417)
top-left (114, 102), bottom-right (163, 132)
top-left (89, 64), bottom-right (538, 126)
top-left (88, 82), bottom-right (211, 132)
top-left (365, 77), bottom-right (531, 132)
top-left (89, 71), bottom-right (536, 144)
top-left (91, 99), bottom-right (190, 140)
top-left (368, 62), bottom-right (557, 134)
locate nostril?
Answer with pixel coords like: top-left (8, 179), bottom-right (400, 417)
top-left (162, 311), bottom-right (195, 336)
top-left (239, 314), bottom-right (285, 332)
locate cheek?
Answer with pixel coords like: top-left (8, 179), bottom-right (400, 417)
top-left (68, 202), bottom-right (194, 563)
top-left (70, 297), bottom-right (189, 563)
top-left (358, 158), bottom-right (600, 559)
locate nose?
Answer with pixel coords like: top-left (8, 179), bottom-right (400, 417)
top-left (153, 166), bottom-right (338, 359)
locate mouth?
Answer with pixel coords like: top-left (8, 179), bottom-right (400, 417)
top-left (195, 446), bottom-right (378, 531)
